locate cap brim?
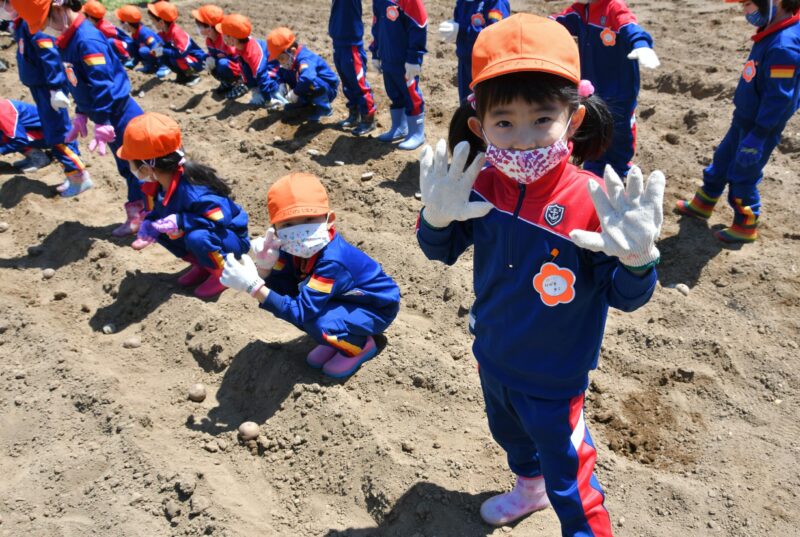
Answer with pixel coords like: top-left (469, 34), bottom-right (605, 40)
top-left (470, 58), bottom-right (580, 89)
top-left (116, 144), bottom-right (133, 161)
top-left (271, 206), bottom-right (328, 225)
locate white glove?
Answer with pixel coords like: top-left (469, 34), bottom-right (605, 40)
top-left (405, 62), bottom-right (421, 80)
top-left (49, 89), bottom-right (70, 111)
top-left (249, 88), bottom-right (265, 106)
top-left (220, 254), bottom-right (265, 296)
top-left (251, 228), bottom-right (283, 270)
top-left (438, 20), bottom-right (459, 43)
top-left (419, 139), bottom-right (493, 229)
top-left (152, 44), bottom-right (164, 58)
top-left (204, 56), bottom-right (216, 71)
top-left (569, 165), bottom-right (664, 269)
top-left (627, 47), bottom-right (660, 69)
top-left (370, 58), bottom-right (382, 73)
top-left (286, 89), bottom-right (299, 104)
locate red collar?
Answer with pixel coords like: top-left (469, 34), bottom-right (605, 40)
top-left (56, 14), bottom-right (86, 49)
top-left (132, 25), bottom-right (141, 40)
top-left (291, 45), bottom-right (304, 69)
top-left (753, 12), bottom-right (800, 42)
top-left (162, 168), bottom-right (182, 206)
top-left (293, 227), bottom-right (336, 276)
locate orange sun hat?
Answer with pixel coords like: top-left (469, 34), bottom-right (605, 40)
top-left (117, 112), bottom-right (183, 162)
top-left (116, 5), bottom-right (142, 24)
top-left (82, 0), bottom-right (107, 19)
top-left (147, 1), bottom-right (179, 23)
top-left (268, 173), bottom-right (330, 225)
top-left (192, 5), bottom-right (225, 27)
top-left (470, 13), bottom-right (580, 89)
top-left (215, 14), bottom-right (252, 40)
top-left (9, 0), bottom-right (50, 34)
top-left (267, 27), bottom-right (296, 61)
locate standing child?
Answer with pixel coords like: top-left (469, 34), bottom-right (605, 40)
top-left (438, 0), bottom-right (510, 103)
top-left (267, 27), bottom-right (340, 122)
top-left (3, 1), bottom-right (90, 196)
top-left (147, 1), bottom-right (207, 86)
top-left (81, 0), bottom-right (134, 67)
top-left (554, 0), bottom-right (660, 179)
top-left (329, 0), bottom-right (378, 135)
top-left (220, 172), bottom-right (401, 378)
top-left (216, 14), bottom-right (285, 107)
top-left (417, 14), bottom-right (664, 532)
top-left (676, 0), bottom-right (800, 243)
top-left (192, 5), bottom-right (247, 98)
top-left (12, 0), bottom-right (147, 235)
top-left (370, 0), bottom-right (428, 149)
top-left (114, 4), bottom-right (170, 79)
top-left (120, 112), bottom-right (250, 299)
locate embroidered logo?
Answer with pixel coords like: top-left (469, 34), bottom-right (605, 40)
top-left (544, 204), bottom-right (565, 227)
top-left (742, 60), bottom-right (756, 83)
top-left (600, 27), bottom-right (616, 47)
top-left (64, 63), bottom-right (78, 86)
top-left (386, 5), bottom-right (399, 21)
top-left (533, 262), bottom-right (576, 307)
top-left (471, 13), bottom-right (486, 28)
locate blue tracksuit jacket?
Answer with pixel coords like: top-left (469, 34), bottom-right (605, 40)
top-left (329, 0), bottom-right (365, 47)
top-left (238, 38), bottom-right (281, 95)
top-left (416, 155), bottom-right (656, 399)
top-left (454, 0), bottom-right (510, 58)
top-left (13, 18), bottom-right (66, 90)
top-left (158, 22), bottom-right (207, 73)
top-left (277, 45), bottom-right (339, 100)
top-left (129, 23), bottom-right (164, 68)
top-left (0, 99), bottom-right (43, 154)
top-left (370, 0), bottom-right (428, 67)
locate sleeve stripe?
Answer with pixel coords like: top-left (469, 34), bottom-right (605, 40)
top-left (307, 275), bottom-right (334, 294)
top-left (83, 53), bottom-right (107, 66)
top-left (488, 9), bottom-right (504, 21)
top-left (770, 65), bottom-right (796, 78)
top-left (36, 39), bottom-right (54, 48)
top-left (203, 207), bottom-right (224, 221)
top-left (272, 260), bottom-right (285, 271)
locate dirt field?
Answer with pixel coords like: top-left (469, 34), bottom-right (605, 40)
top-left (1, 1), bottom-right (799, 535)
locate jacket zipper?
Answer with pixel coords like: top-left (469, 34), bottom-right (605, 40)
top-left (507, 183), bottom-right (526, 269)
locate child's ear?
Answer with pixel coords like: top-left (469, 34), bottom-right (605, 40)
top-left (467, 116), bottom-right (483, 140)
top-left (568, 105), bottom-right (587, 138)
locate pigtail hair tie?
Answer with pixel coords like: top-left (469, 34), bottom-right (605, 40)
top-left (467, 93), bottom-right (476, 110)
top-left (578, 80), bottom-right (595, 98)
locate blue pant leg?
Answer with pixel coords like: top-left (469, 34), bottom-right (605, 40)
top-left (0, 137), bottom-right (31, 155)
top-left (585, 99), bottom-right (636, 178)
top-left (457, 55), bottom-right (472, 103)
top-left (137, 46), bottom-right (159, 72)
top-left (183, 227), bottom-right (250, 271)
top-left (702, 121), bottom-right (741, 199)
top-left (382, 67), bottom-right (407, 110)
top-left (725, 127), bottom-right (783, 218)
top-left (109, 97), bottom-right (145, 202)
top-left (302, 301), bottom-right (397, 355)
top-left (28, 85), bottom-right (71, 145)
top-left (212, 59), bottom-right (238, 84)
top-left (333, 46), bottom-right (358, 109)
top-left (156, 233), bottom-right (190, 260)
top-left (513, 391), bottom-right (613, 537)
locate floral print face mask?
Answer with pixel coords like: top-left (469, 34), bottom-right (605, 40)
top-left (277, 221), bottom-right (331, 258)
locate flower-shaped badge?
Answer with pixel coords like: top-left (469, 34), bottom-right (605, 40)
top-left (533, 262), bottom-right (576, 306)
top-left (600, 28), bottom-right (617, 47)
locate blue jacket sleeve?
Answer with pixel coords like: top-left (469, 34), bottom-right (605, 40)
top-left (588, 250), bottom-right (657, 312)
top-left (618, 22), bottom-right (654, 52)
top-left (753, 48), bottom-right (800, 136)
top-left (294, 58), bottom-right (319, 95)
top-left (401, 0), bottom-right (428, 65)
top-left (76, 40), bottom-right (118, 125)
top-left (179, 194), bottom-right (233, 231)
top-left (33, 36), bottom-right (67, 89)
top-left (415, 211), bottom-right (475, 266)
top-left (552, 7), bottom-right (580, 37)
top-left (260, 259), bottom-right (354, 327)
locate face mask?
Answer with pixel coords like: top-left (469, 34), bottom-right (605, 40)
top-left (2, 0), bottom-right (17, 18)
top-left (746, 3), bottom-right (774, 27)
top-left (133, 164), bottom-right (155, 182)
top-left (46, 7), bottom-right (70, 34)
top-left (277, 221), bottom-right (331, 258)
top-left (280, 52), bottom-right (295, 69)
top-left (194, 23), bottom-right (205, 39)
top-left (484, 116), bottom-right (573, 185)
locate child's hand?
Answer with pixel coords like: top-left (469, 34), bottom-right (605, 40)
top-left (438, 20), bottom-right (458, 43)
top-left (627, 47), bottom-right (660, 69)
top-left (152, 44), bottom-right (164, 57)
top-left (251, 228), bottom-right (283, 270)
top-left (88, 125), bottom-right (116, 156)
top-left (131, 220), bottom-right (158, 250)
top-left (405, 62), bottom-right (422, 80)
top-left (419, 139), bottom-right (493, 229)
top-left (569, 165), bottom-right (664, 270)
top-left (204, 56), bottom-right (216, 71)
top-left (249, 89), bottom-right (266, 106)
top-left (735, 133), bottom-right (765, 167)
top-left (49, 90), bottom-right (70, 111)
top-left (221, 254), bottom-right (265, 296)
top-left (151, 214), bottom-right (179, 235)
top-left (65, 113), bottom-right (88, 142)
top-left (286, 90), bottom-right (299, 104)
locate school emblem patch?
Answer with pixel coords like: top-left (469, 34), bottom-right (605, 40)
top-left (600, 27), bottom-right (616, 47)
top-left (533, 262), bottom-right (576, 307)
top-left (544, 204), bottom-right (565, 227)
top-left (471, 13), bottom-right (486, 28)
top-left (64, 63), bottom-right (78, 87)
top-left (386, 5), bottom-right (399, 21)
top-left (742, 60), bottom-right (756, 83)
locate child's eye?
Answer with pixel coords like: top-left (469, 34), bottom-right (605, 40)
top-left (495, 120), bottom-right (512, 128)
top-left (534, 117), bottom-right (553, 126)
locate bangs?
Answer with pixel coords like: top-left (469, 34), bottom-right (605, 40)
top-left (473, 72), bottom-right (575, 118)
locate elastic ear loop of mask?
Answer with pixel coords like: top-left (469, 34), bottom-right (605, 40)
top-left (142, 149), bottom-right (186, 169)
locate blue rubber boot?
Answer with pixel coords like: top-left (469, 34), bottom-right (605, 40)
top-left (376, 108), bottom-right (408, 143)
top-left (309, 95), bottom-right (334, 122)
top-left (398, 113), bottom-right (425, 150)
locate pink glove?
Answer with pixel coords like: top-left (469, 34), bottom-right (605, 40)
top-left (88, 124), bottom-right (116, 156)
top-left (131, 220), bottom-right (158, 250)
top-left (65, 113), bottom-right (89, 142)
top-left (151, 214), bottom-right (179, 235)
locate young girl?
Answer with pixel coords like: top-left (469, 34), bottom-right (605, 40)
top-left (147, 1), bottom-right (207, 86)
top-left (554, 0), bottom-right (660, 179)
top-left (81, 0), bottom-right (134, 67)
top-left (676, 0), bottom-right (800, 243)
top-left (3, 1), bottom-right (90, 196)
top-left (114, 4), bottom-right (169, 78)
top-left (12, 0), bottom-right (146, 235)
top-left (118, 112), bottom-right (250, 299)
top-left (416, 14), bottom-right (664, 532)
top-left (220, 172), bottom-right (401, 378)
top-left (192, 5), bottom-right (246, 98)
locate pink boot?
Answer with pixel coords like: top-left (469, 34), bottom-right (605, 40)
top-left (194, 269), bottom-right (227, 298)
top-left (480, 476), bottom-right (550, 526)
top-left (306, 345), bottom-right (337, 368)
top-left (178, 263), bottom-right (209, 287)
top-left (321, 336), bottom-right (377, 378)
top-left (112, 200), bottom-right (145, 237)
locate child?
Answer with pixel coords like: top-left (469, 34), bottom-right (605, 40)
top-left (676, 0), bottom-right (800, 243)
top-left (416, 14), bottom-right (664, 532)
top-left (119, 112), bottom-right (250, 299)
top-left (114, 4), bottom-right (170, 79)
top-left (329, 0), bottom-right (377, 135)
top-left (554, 0), bottom-right (660, 179)
top-left (216, 14), bottom-right (285, 108)
top-left (370, 0), bottom-right (428, 150)
top-left (147, 0), bottom-right (207, 86)
top-left (267, 27), bottom-right (340, 122)
top-left (3, 1), bottom-right (90, 196)
top-left (220, 173), bottom-right (401, 378)
top-left (191, 5), bottom-right (247, 98)
top-left (82, 0), bottom-right (134, 68)
top-left (13, 0), bottom-right (147, 235)
top-left (438, 0), bottom-right (510, 102)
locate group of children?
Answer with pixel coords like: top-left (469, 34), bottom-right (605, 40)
top-left (3, 0), bottom-right (800, 535)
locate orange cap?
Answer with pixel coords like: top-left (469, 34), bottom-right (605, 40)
top-left (470, 13), bottom-right (580, 89)
top-left (216, 13), bottom-right (251, 40)
top-left (191, 5), bottom-right (224, 26)
top-left (116, 112), bottom-right (183, 161)
top-left (268, 173), bottom-right (330, 225)
top-left (267, 27), bottom-right (296, 61)
top-left (82, 0), bottom-right (107, 19)
top-left (147, 1), bottom-right (179, 23)
top-left (116, 5), bottom-right (142, 24)
top-left (9, 0), bottom-right (49, 34)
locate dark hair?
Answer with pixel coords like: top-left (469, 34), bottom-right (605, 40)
top-left (134, 152), bottom-right (232, 197)
top-left (448, 71), bottom-right (614, 166)
top-left (782, 0), bottom-right (800, 13)
top-left (61, 0), bottom-right (84, 12)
